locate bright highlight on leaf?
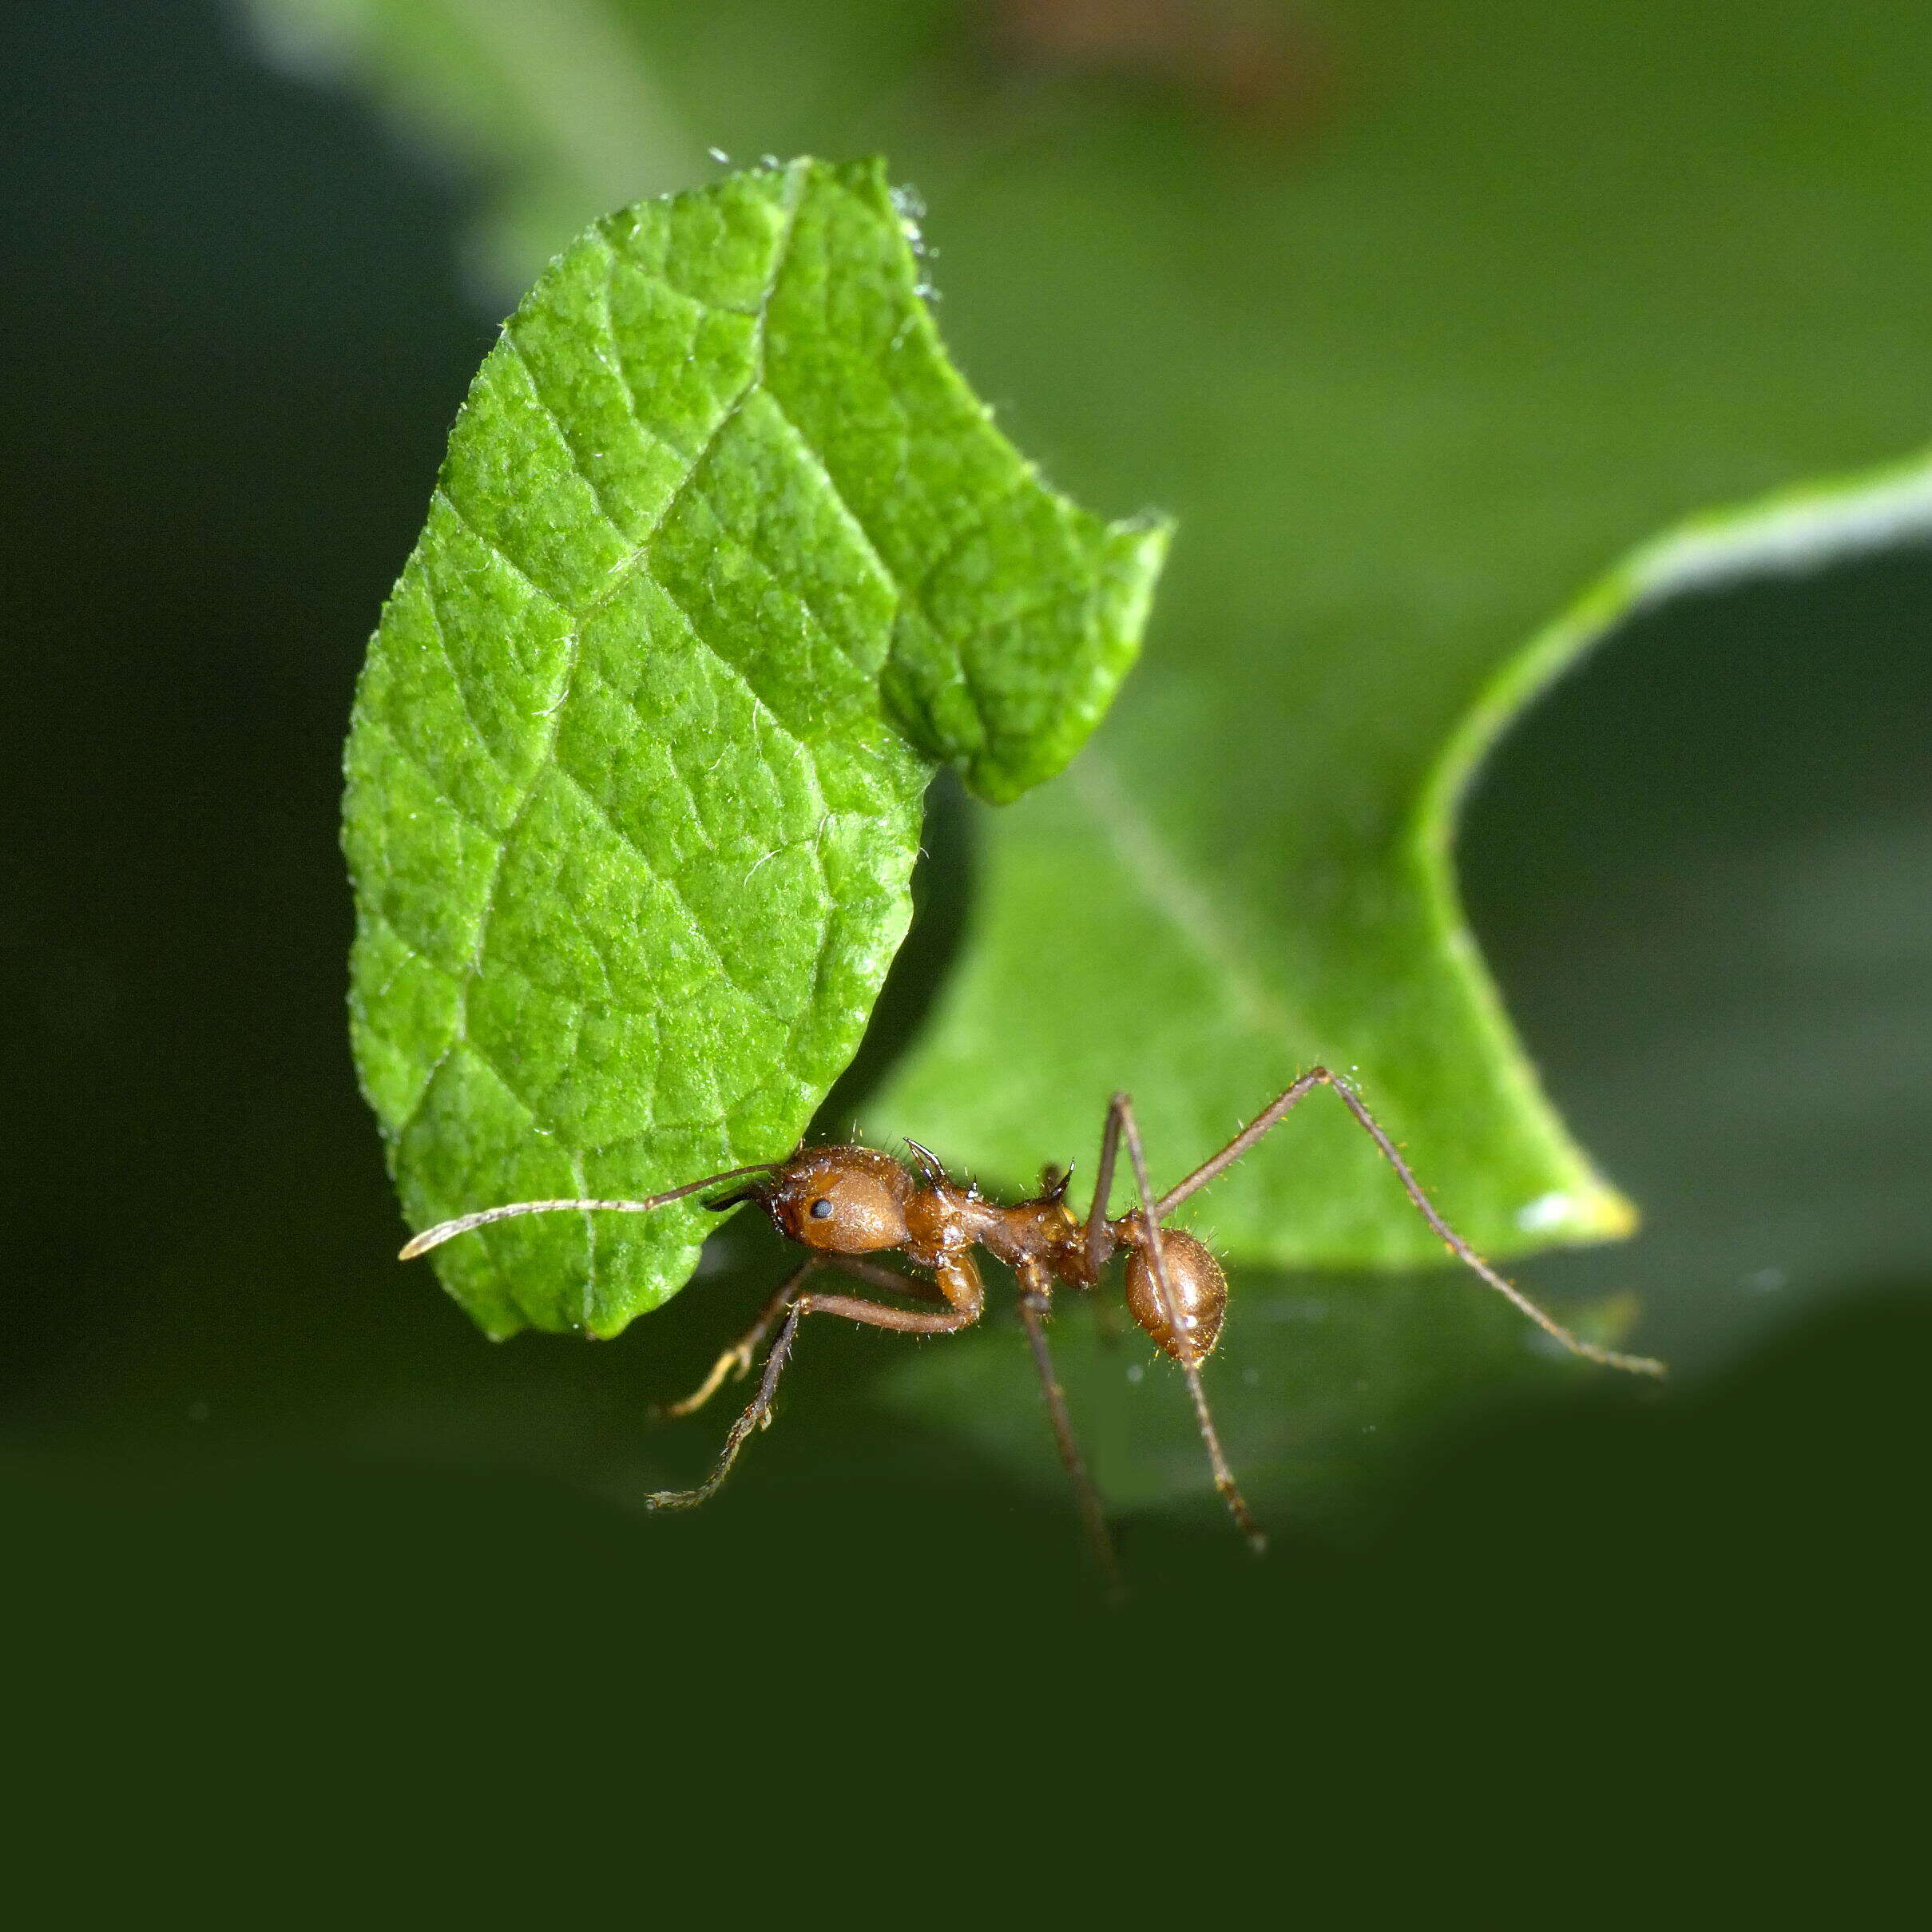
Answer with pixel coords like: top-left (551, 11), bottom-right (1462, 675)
top-left (343, 157), bottom-right (1168, 1338)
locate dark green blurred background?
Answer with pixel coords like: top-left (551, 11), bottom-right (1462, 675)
top-left (4, 0), bottom-right (1926, 1874)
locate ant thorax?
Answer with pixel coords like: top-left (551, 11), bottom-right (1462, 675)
top-left (900, 1181), bottom-right (994, 1269)
top-left (970, 1192), bottom-right (1089, 1277)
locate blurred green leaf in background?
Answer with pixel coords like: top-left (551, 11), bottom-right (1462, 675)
top-left (287, 1), bottom-right (1932, 1286)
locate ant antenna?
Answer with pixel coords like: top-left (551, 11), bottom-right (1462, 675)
top-left (397, 1163), bottom-right (783, 1260)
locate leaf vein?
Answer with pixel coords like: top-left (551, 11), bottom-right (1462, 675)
top-left (501, 327), bottom-right (631, 542)
top-left (432, 488), bottom-right (569, 611)
top-left (417, 570), bottom-right (514, 788)
top-left (553, 765), bottom-right (783, 1020)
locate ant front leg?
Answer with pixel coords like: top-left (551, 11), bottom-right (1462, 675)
top-left (791, 1247), bottom-right (984, 1336)
top-left (654, 1255), bottom-right (951, 1420)
top-left (645, 1254), bottom-right (985, 1513)
top-left (1093, 1093), bottom-right (1266, 1554)
top-left (653, 1256), bottom-right (815, 1420)
top-left (1154, 1069), bottom-right (1666, 1379)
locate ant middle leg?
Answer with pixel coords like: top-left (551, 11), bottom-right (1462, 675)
top-left (1012, 1258), bottom-right (1121, 1596)
top-left (1154, 1069), bottom-right (1665, 1379)
top-left (645, 1255), bottom-right (984, 1512)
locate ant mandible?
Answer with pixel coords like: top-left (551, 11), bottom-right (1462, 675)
top-left (402, 1069), bottom-right (1664, 1584)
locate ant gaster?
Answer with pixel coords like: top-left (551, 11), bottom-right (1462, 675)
top-left (403, 1070), bottom-right (1664, 1585)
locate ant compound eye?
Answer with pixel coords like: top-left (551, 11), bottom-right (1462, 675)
top-left (809, 1198), bottom-right (833, 1220)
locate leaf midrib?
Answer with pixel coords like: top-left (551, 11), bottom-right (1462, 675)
top-left (1068, 751), bottom-right (1318, 1056)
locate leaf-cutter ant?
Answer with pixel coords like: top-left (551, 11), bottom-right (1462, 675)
top-left (403, 1069), bottom-right (1664, 1585)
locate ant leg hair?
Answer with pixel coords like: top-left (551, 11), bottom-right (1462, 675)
top-left (653, 1256), bottom-right (950, 1420)
top-left (1109, 1093), bottom-right (1267, 1555)
top-left (1156, 1069), bottom-right (1666, 1379)
top-left (645, 1258), bottom-right (982, 1513)
top-left (1014, 1264), bottom-right (1122, 1598)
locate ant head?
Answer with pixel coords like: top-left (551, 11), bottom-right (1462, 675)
top-left (758, 1145), bottom-right (914, 1255)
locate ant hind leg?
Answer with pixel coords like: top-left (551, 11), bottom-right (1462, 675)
top-left (1152, 1068), bottom-right (1665, 1379)
top-left (1319, 1070), bottom-right (1666, 1379)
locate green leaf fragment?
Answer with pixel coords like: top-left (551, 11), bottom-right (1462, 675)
top-left (343, 157), bottom-right (1166, 1337)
